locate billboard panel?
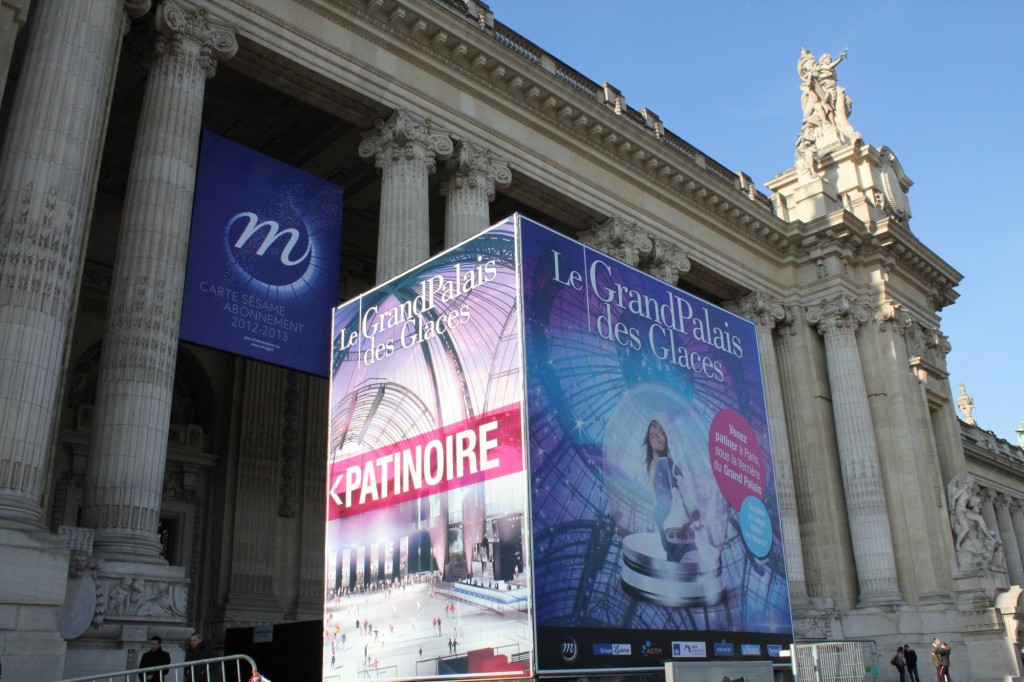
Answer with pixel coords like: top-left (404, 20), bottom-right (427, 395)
top-left (181, 131), bottom-right (343, 376)
top-left (324, 221), bottom-right (533, 680)
top-left (517, 217), bottom-right (793, 674)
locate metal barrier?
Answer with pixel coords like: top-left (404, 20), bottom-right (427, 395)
top-left (56, 654), bottom-right (268, 682)
top-left (793, 640), bottom-right (880, 682)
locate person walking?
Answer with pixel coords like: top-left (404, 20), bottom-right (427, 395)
top-left (931, 637), bottom-right (952, 682)
top-left (184, 632), bottom-right (217, 682)
top-left (905, 643), bottom-right (921, 682)
top-left (138, 636), bottom-right (170, 682)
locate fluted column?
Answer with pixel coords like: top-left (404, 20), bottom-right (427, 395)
top-left (358, 109), bottom-right (453, 283)
top-left (995, 494), bottom-right (1023, 583)
top-left (0, 0), bottom-right (149, 528)
top-left (226, 361), bottom-right (287, 611)
top-left (439, 141), bottom-right (511, 247)
top-left (1010, 500), bottom-right (1024, 586)
top-left (732, 292), bottom-right (809, 604)
top-left (81, 0), bottom-right (236, 561)
top-left (806, 294), bottom-right (901, 604)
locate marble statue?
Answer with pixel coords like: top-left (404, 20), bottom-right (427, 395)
top-left (795, 48), bottom-right (862, 176)
top-left (948, 475), bottom-right (1001, 569)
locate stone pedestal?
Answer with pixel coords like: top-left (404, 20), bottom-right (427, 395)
top-left (950, 572), bottom-right (1016, 682)
top-left (766, 170), bottom-right (842, 223)
top-left (62, 559), bottom-right (192, 679)
top-left (0, 528), bottom-right (70, 681)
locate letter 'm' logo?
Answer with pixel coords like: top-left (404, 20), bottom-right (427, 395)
top-left (561, 637), bottom-right (577, 662)
top-left (227, 211), bottom-right (313, 286)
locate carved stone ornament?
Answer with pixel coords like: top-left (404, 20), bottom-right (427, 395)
top-left (878, 146), bottom-right (912, 220)
top-left (155, 0), bottom-right (238, 78)
top-left (805, 294), bottom-right (868, 335)
top-left (795, 48), bottom-right (862, 176)
top-left (358, 108), bottom-right (454, 174)
top-left (576, 216), bottom-right (652, 268)
top-left (947, 475), bottom-right (1002, 572)
top-left (873, 300), bottom-right (913, 332)
top-left (644, 237), bottom-right (691, 284)
top-left (58, 551), bottom-right (103, 640)
top-left (730, 291), bottom-right (786, 330)
top-left (100, 575), bottom-right (189, 622)
top-left (905, 322), bottom-right (952, 371)
top-left (439, 141), bottom-right (512, 201)
top-left (956, 383), bottom-right (976, 426)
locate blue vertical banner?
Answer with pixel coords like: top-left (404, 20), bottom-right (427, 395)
top-left (180, 132), bottom-right (343, 376)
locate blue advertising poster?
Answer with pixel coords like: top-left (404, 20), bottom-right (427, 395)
top-left (517, 216), bottom-right (793, 674)
top-left (180, 132), bottom-right (343, 376)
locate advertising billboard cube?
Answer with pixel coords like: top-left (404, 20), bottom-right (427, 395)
top-left (325, 215), bottom-right (793, 680)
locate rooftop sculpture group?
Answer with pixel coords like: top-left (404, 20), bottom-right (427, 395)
top-left (795, 48), bottom-right (862, 177)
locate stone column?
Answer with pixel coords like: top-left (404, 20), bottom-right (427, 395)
top-left (732, 292), bottom-right (810, 604)
top-left (995, 494), bottom-right (1023, 583)
top-left (358, 109), bottom-right (453, 283)
top-left (224, 361), bottom-right (288, 616)
top-left (806, 294), bottom-right (901, 604)
top-left (1010, 500), bottom-right (1024, 586)
top-left (0, 0), bottom-right (149, 528)
top-left (439, 141), bottom-right (511, 247)
top-left (294, 380), bottom-right (328, 616)
top-left (81, 0), bottom-right (236, 561)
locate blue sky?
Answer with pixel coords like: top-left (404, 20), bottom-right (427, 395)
top-left (493, 1), bottom-right (1024, 443)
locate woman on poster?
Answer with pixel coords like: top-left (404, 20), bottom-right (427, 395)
top-left (643, 419), bottom-right (700, 562)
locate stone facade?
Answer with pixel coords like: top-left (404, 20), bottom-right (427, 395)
top-left (0, 1), bottom-right (1021, 680)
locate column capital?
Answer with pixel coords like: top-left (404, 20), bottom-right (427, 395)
top-left (994, 490), bottom-right (1013, 509)
top-left (806, 294), bottom-right (867, 335)
top-left (646, 237), bottom-right (690, 284)
top-left (155, 1), bottom-right (237, 78)
top-left (873, 300), bottom-right (914, 333)
top-left (438, 140), bottom-right (511, 201)
top-left (358, 108), bottom-right (454, 174)
top-left (729, 291), bottom-right (786, 330)
top-left (576, 216), bottom-right (651, 268)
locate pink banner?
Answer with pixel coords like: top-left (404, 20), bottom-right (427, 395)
top-left (328, 403), bottom-right (523, 520)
